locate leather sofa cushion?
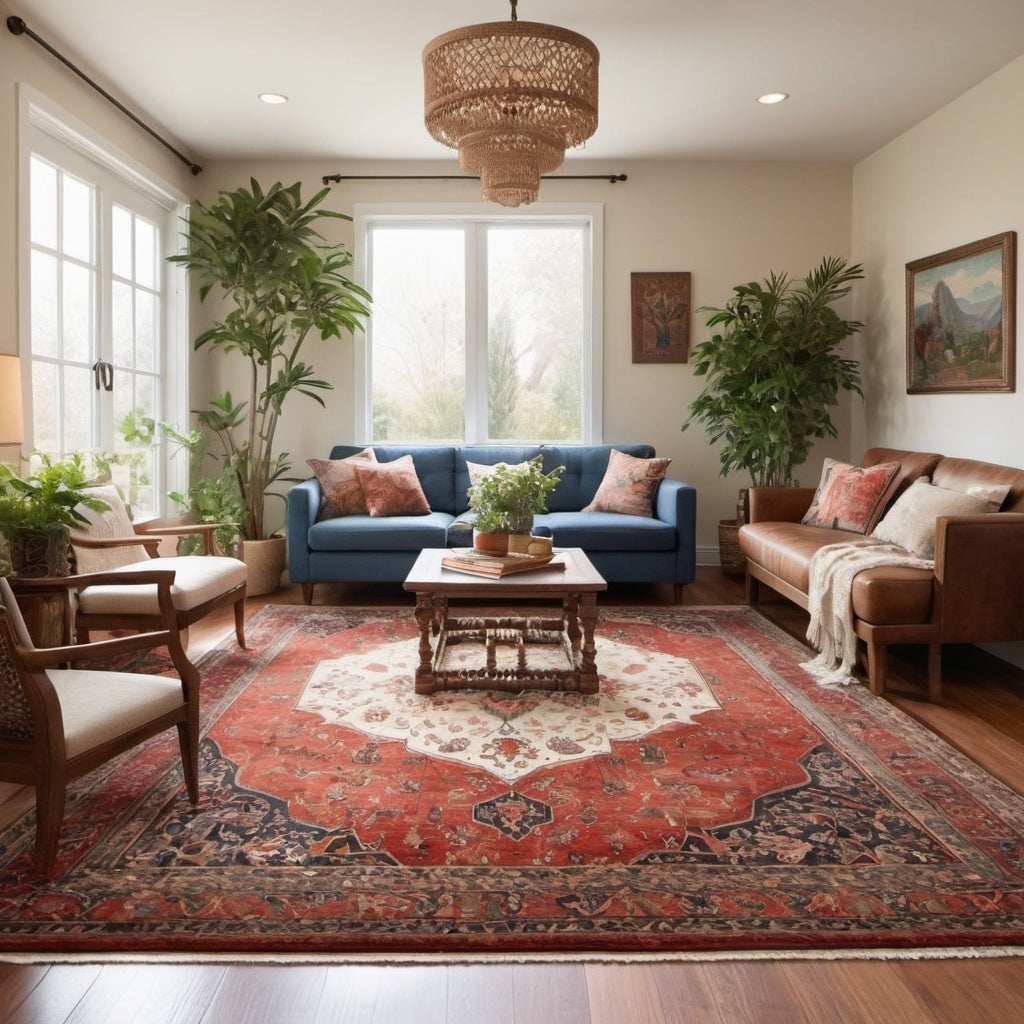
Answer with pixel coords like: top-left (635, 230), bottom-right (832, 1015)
top-left (850, 567), bottom-right (934, 625)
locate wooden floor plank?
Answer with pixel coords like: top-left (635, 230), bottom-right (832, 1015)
top-left (510, 964), bottom-right (591, 1024)
top-left (893, 956), bottom-right (1024, 1024)
top-left (312, 965), bottom-right (385, 1024)
top-left (198, 965), bottom-right (326, 1024)
top-left (0, 964), bottom-right (102, 1024)
top-left (445, 965), bottom-right (517, 1024)
top-left (584, 962), bottom-right (665, 1024)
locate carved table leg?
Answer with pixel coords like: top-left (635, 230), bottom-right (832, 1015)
top-left (414, 592), bottom-right (438, 694)
top-left (578, 593), bottom-right (600, 694)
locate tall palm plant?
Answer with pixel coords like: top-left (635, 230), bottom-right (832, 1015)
top-left (684, 256), bottom-right (864, 488)
top-left (169, 179), bottom-right (371, 540)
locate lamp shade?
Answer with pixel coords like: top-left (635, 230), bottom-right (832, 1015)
top-left (0, 354), bottom-right (25, 446)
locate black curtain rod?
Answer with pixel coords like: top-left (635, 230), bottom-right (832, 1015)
top-left (323, 173), bottom-right (627, 185)
top-left (7, 14), bottom-right (202, 175)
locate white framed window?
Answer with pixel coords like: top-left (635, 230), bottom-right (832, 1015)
top-left (17, 86), bottom-right (189, 515)
top-left (354, 203), bottom-right (603, 445)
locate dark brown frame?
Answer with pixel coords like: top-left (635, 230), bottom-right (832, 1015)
top-left (631, 271), bottom-right (690, 363)
top-left (906, 231), bottom-right (1016, 393)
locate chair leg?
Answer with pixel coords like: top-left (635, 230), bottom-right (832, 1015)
top-left (233, 596), bottom-right (247, 649)
top-left (33, 765), bottom-right (66, 878)
top-left (176, 720), bottom-right (200, 804)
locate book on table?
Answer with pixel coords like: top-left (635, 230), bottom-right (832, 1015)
top-left (440, 549), bottom-right (564, 578)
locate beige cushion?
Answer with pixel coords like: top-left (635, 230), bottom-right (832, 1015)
top-left (49, 669), bottom-right (184, 759)
top-left (70, 486), bottom-right (147, 572)
top-left (871, 479), bottom-right (993, 558)
top-left (583, 449), bottom-right (671, 517)
top-left (76, 556), bottom-right (247, 615)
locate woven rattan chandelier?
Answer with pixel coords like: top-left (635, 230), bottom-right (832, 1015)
top-left (423, 0), bottom-right (599, 208)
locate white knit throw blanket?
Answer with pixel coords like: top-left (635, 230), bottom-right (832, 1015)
top-left (802, 539), bottom-right (934, 687)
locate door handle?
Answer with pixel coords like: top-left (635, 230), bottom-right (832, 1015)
top-left (92, 360), bottom-right (113, 391)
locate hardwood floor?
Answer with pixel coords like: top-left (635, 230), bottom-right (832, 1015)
top-left (2, 567), bottom-right (1023, 1023)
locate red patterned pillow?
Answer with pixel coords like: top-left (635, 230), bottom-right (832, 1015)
top-left (583, 449), bottom-right (672, 517)
top-left (353, 455), bottom-right (431, 517)
top-left (801, 458), bottom-right (901, 533)
top-left (307, 448), bottom-right (376, 520)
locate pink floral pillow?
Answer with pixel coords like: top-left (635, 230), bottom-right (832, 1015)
top-left (583, 449), bottom-right (672, 517)
top-left (801, 458), bottom-right (901, 533)
top-left (353, 455), bottom-right (431, 517)
top-left (307, 448), bottom-right (377, 520)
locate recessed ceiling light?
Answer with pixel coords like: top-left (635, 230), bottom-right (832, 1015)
top-left (258, 93), bottom-right (289, 105)
top-left (757, 92), bottom-right (789, 105)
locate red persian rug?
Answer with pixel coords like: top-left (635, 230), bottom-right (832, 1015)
top-left (2, 604), bottom-right (1024, 955)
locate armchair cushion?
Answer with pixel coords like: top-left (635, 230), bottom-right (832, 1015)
top-left (71, 486), bottom-right (145, 571)
top-left (51, 670), bottom-right (186, 759)
top-left (76, 556), bottom-right (248, 615)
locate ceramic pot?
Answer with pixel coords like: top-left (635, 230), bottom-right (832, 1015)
top-left (9, 526), bottom-right (71, 578)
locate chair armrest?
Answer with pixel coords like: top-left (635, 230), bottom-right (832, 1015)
top-left (286, 479), bottom-right (322, 582)
top-left (654, 478), bottom-right (697, 584)
top-left (935, 513), bottom-right (1024, 642)
top-left (747, 487), bottom-right (817, 524)
top-left (134, 518), bottom-right (224, 555)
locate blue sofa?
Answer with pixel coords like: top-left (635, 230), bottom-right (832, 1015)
top-left (286, 444), bottom-right (696, 603)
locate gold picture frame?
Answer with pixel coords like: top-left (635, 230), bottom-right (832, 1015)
top-left (906, 231), bottom-right (1016, 393)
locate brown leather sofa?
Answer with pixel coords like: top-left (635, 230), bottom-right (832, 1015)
top-left (738, 447), bottom-right (1024, 700)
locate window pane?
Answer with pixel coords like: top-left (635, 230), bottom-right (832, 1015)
top-left (488, 225), bottom-right (585, 442)
top-left (30, 360), bottom-right (58, 453)
top-left (370, 227), bottom-right (465, 443)
top-left (62, 262), bottom-right (94, 363)
top-left (62, 363), bottom-right (92, 452)
top-left (112, 279), bottom-right (134, 366)
top-left (135, 290), bottom-right (156, 371)
top-left (112, 205), bottom-right (133, 280)
top-left (135, 217), bottom-right (157, 289)
top-left (30, 251), bottom-right (58, 358)
top-left (30, 158), bottom-right (57, 249)
top-left (62, 175), bottom-right (93, 262)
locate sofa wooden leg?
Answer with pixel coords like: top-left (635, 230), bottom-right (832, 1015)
top-left (301, 582), bottom-right (314, 605)
top-left (927, 644), bottom-right (943, 702)
top-left (866, 641), bottom-right (887, 696)
top-left (745, 572), bottom-right (760, 607)
top-left (673, 583), bottom-right (684, 604)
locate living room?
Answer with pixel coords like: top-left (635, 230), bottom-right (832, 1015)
top-left (2, 1), bottom-right (1024, 1019)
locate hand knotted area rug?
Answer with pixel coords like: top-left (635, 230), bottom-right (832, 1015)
top-left (2, 604), bottom-right (1024, 956)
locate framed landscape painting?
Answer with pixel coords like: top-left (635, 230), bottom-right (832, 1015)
top-left (906, 231), bottom-right (1016, 393)
top-left (631, 272), bottom-right (690, 363)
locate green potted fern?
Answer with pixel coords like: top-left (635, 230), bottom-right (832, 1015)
top-left (466, 456), bottom-right (564, 554)
top-left (683, 256), bottom-right (864, 571)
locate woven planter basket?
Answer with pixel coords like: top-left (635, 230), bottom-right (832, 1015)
top-left (718, 519), bottom-right (746, 577)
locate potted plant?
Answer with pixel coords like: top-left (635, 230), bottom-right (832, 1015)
top-left (0, 453), bottom-right (109, 577)
top-left (167, 179), bottom-right (372, 594)
top-left (466, 456), bottom-right (565, 554)
top-left (682, 256), bottom-right (864, 571)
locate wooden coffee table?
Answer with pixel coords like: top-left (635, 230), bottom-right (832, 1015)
top-left (403, 547), bottom-right (607, 695)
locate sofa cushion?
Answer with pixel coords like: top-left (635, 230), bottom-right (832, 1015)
top-left (307, 513), bottom-right (454, 552)
top-left (871, 478), bottom-right (994, 558)
top-left (801, 458), bottom-right (900, 533)
top-left (353, 455), bottom-right (431, 516)
top-left (329, 446), bottom-right (458, 514)
top-left (542, 444), bottom-right (657, 512)
top-left (307, 448), bottom-right (376, 519)
top-left (739, 521), bottom-right (862, 593)
top-left (536, 511), bottom-right (676, 551)
top-left (583, 448), bottom-right (672, 517)
top-left (850, 567), bottom-right (935, 625)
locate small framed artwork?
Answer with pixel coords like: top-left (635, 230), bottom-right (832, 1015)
top-left (631, 271), bottom-right (691, 363)
top-left (906, 231), bottom-right (1016, 393)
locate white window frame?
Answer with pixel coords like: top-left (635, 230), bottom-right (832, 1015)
top-left (16, 84), bottom-right (190, 508)
top-left (353, 202), bottom-right (604, 445)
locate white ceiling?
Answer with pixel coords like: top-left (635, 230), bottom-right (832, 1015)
top-left (9, 0), bottom-right (1024, 169)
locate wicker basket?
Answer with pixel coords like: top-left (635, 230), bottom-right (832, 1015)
top-left (717, 519), bottom-right (746, 577)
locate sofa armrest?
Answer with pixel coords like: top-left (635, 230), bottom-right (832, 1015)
top-left (747, 487), bottom-right (816, 524)
top-left (934, 512), bottom-right (1024, 643)
top-left (286, 478), bottom-right (322, 582)
top-left (655, 478), bottom-right (697, 583)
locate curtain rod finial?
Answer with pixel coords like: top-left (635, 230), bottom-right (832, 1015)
top-left (7, 16), bottom-right (27, 35)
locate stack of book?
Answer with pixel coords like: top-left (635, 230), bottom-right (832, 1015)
top-left (440, 549), bottom-right (563, 578)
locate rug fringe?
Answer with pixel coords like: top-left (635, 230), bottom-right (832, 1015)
top-left (3, 946), bottom-right (1023, 966)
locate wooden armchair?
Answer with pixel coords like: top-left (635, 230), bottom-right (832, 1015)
top-left (0, 570), bottom-right (200, 877)
top-left (69, 485), bottom-right (247, 649)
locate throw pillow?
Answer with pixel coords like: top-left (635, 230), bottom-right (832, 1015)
top-left (307, 448), bottom-right (377, 520)
top-left (871, 478), bottom-right (993, 558)
top-left (583, 449), bottom-right (671, 517)
top-left (963, 482), bottom-right (1012, 510)
top-left (801, 458), bottom-right (901, 533)
top-left (353, 455), bottom-right (431, 517)
top-left (466, 460), bottom-right (528, 489)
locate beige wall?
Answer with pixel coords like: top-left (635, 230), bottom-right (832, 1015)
top-left (852, 54), bottom-right (1024, 460)
top-left (196, 159), bottom-right (855, 548)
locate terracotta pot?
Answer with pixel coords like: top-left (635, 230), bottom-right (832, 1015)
top-left (473, 530), bottom-right (509, 556)
top-left (240, 536), bottom-right (286, 596)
